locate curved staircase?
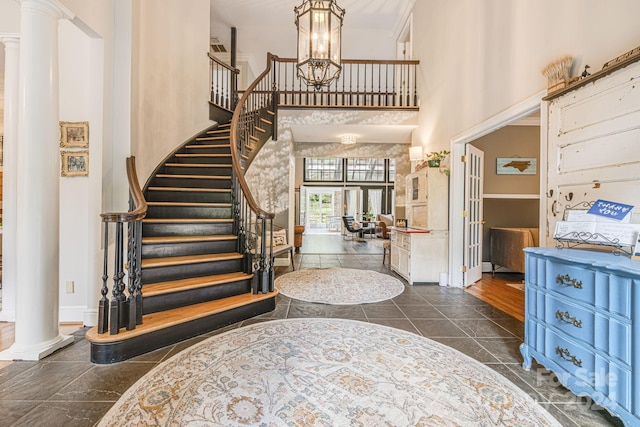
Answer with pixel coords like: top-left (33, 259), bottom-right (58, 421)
top-left (86, 122), bottom-right (277, 364)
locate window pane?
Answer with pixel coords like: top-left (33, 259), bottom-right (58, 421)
top-left (304, 158), bottom-right (343, 182)
top-left (388, 159), bottom-right (396, 182)
top-left (346, 158), bottom-right (385, 182)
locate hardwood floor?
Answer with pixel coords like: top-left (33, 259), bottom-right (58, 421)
top-left (464, 272), bottom-right (525, 321)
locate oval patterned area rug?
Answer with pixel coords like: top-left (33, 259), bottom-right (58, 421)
top-left (274, 267), bottom-right (405, 304)
top-left (98, 319), bottom-right (561, 427)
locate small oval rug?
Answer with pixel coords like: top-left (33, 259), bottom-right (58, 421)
top-left (275, 267), bottom-right (405, 304)
top-left (97, 319), bottom-right (561, 427)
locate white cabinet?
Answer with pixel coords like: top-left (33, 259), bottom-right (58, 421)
top-left (406, 167), bottom-right (448, 230)
top-left (391, 229), bottom-right (448, 284)
top-left (391, 166), bottom-right (448, 284)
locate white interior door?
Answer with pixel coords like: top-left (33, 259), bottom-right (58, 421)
top-left (464, 144), bottom-right (484, 286)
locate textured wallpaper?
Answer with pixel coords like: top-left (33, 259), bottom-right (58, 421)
top-left (244, 110), bottom-right (415, 226)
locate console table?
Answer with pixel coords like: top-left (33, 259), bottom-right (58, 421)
top-left (520, 247), bottom-right (640, 426)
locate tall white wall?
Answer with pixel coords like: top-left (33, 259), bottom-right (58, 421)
top-left (132, 0), bottom-right (212, 184)
top-left (0, 0), bottom-right (20, 32)
top-left (411, 0), bottom-right (640, 153)
top-left (58, 20), bottom-right (105, 323)
top-left (0, 0), bottom-right (21, 132)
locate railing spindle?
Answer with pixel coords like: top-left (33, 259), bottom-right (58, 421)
top-left (98, 222), bottom-right (110, 334)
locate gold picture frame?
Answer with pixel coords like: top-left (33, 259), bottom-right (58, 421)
top-left (60, 121), bottom-right (89, 148)
top-left (61, 151), bottom-right (89, 177)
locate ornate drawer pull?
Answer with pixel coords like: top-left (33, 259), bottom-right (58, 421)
top-left (556, 346), bottom-right (582, 368)
top-left (556, 274), bottom-right (583, 289)
top-left (555, 310), bottom-right (583, 328)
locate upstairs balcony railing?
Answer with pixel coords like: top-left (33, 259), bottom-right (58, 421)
top-left (272, 56), bottom-right (419, 109)
top-left (209, 53), bottom-right (240, 113)
top-left (209, 53), bottom-right (419, 112)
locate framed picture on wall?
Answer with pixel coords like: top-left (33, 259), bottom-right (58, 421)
top-left (61, 151), bottom-right (89, 177)
top-left (60, 121), bottom-right (89, 148)
top-left (496, 157), bottom-right (537, 175)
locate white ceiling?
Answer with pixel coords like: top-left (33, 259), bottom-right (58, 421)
top-left (210, 0), bottom-right (415, 60)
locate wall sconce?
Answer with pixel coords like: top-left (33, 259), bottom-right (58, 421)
top-left (409, 146), bottom-right (423, 161)
top-left (340, 134), bottom-right (357, 145)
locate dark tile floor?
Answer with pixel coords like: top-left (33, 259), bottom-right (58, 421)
top-left (0, 252), bottom-right (623, 426)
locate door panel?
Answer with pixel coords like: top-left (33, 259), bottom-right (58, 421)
top-left (464, 145), bottom-right (484, 286)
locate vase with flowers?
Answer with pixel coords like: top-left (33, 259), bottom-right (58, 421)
top-left (426, 150), bottom-right (450, 168)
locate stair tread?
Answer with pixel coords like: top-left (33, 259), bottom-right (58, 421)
top-left (147, 201), bottom-right (232, 207)
top-left (164, 163), bottom-right (230, 168)
top-left (156, 174), bottom-right (230, 179)
top-left (143, 271), bottom-right (251, 297)
top-left (148, 187), bottom-right (230, 193)
top-left (85, 291), bottom-right (276, 343)
top-left (142, 252), bottom-right (243, 269)
top-left (185, 144), bottom-right (229, 149)
top-left (142, 234), bottom-right (237, 244)
top-left (194, 136), bottom-right (230, 141)
top-left (175, 153), bottom-right (231, 157)
top-left (143, 218), bottom-right (233, 224)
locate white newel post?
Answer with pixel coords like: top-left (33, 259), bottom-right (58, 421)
top-left (0, 35), bottom-right (20, 323)
top-left (0, 0), bottom-right (74, 361)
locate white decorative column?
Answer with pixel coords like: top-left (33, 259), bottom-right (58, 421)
top-left (0, 35), bottom-right (20, 323)
top-left (0, 0), bottom-right (74, 361)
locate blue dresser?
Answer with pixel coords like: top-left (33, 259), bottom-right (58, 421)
top-left (520, 248), bottom-right (640, 426)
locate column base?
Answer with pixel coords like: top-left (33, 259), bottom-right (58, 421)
top-left (0, 334), bottom-right (74, 361)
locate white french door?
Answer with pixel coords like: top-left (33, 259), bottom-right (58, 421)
top-left (463, 144), bottom-right (484, 286)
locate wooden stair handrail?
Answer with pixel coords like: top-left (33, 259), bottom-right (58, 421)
top-left (100, 156), bottom-right (147, 223)
top-left (275, 57), bottom-right (420, 66)
top-left (208, 52), bottom-right (241, 75)
top-left (229, 53), bottom-right (276, 220)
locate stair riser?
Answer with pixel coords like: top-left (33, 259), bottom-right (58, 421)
top-left (151, 177), bottom-right (232, 189)
top-left (146, 205), bottom-right (232, 219)
top-left (145, 190), bottom-right (232, 204)
top-left (184, 146), bottom-right (231, 155)
top-left (142, 279), bottom-right (251, 314)
top-left (174, 156), bottom-right (232, 165)
top-left (142, 222), bottom-right (234, 237)
top-left (162, 165), bottom-right (232, 176)
top-left (142, 239), bottom-right (237, 258)
top-left (90, 296), bottom-right (275, 364)
top-left (142, 258), bottom-right (243, 284)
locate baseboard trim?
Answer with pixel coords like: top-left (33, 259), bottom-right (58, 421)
top-left (59, 305), bottom-right (88, 323)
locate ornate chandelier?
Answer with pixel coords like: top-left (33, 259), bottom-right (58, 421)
top-left (294, 0), bottom-right (345, 90)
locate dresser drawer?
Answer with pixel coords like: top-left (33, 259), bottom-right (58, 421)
top-left (545, 261), bottom-right (595, 306)
top-left (544, 295), bottom-right (631, 366)
top-left (545, 331), bottom-right (596, 386)
top-left (541, 331), bottom-right (632, 413)
top-left (545, 295), bottom-right (594, 347)
top-left (391, 233), bottom-right (410, 250)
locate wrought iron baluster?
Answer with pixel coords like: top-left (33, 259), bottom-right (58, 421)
top-left (98, 222), bottom-right (110, 334)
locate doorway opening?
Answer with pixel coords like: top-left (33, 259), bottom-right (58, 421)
top-left (301, 187), bottom-right (343, 234)
top-left (449, 90), bottom-right (545, 289)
